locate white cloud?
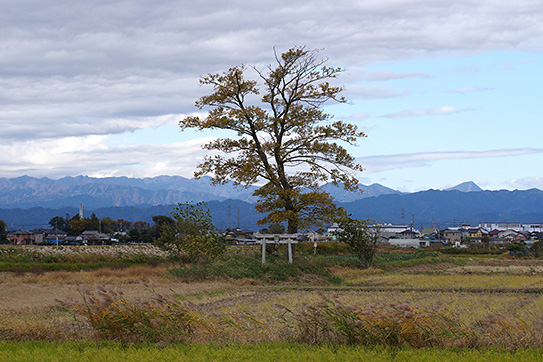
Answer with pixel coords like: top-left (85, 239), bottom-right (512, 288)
top-left (0, 135), bottom-right (217, 179)
top-left (505, 177), bottom-right (543, 190)
top-left (366, 71), bottom-right (430, 81)
top-left (358, 148), bottom-right (543, 173)
top-left (449, 86), bottom-right (492, 94)
top-left (344, 112), bottom-right (372, 123)
top-left (383, 106), bottom-right (464, 118)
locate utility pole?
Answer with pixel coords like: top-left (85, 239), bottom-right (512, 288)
top-left (55, 218), bottom-right (59, 249)
top-left (227, 205), bottom-right (231, 229)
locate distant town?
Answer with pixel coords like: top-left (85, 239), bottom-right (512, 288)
top-left (5, 216), bottom-right (543, 249)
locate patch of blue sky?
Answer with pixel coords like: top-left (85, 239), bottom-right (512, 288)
top-left (108, 123), bottom-right (178, 147)
top-left (322, 51), bottom-right (543, 191)
top-left (329, 51), bottom-right (542, 156)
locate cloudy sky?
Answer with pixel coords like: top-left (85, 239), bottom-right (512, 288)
top-left (1, 0), bottom-right (542, 192)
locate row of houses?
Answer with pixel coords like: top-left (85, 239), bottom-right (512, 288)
top-left (440, 226), bottom-right (542, 244)
top-left (326, 222), bottom-right (543, 249)
top-left (6, 222), bottom-right (543, 249)
top-left (477, 222), bottom-right (543, 233)
top-left (7, 229), bottom-right (114, 245)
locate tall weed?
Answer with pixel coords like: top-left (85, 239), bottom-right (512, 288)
top-left (282, 295), bottom-right (469, 348)
top-left (56, 284), bottom-right (210, 343)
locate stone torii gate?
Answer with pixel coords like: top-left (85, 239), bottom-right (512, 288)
top-left (254, 233), bottom-right (300, 264)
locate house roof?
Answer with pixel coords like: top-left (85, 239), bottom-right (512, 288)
top-left (399, 229), bottom-right (418, 235)
top-left (81, 230), bottom-right (110, 239)
top-left (8, 230), bottom-right (32, 235)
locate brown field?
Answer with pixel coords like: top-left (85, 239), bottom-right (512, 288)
top-left (2, 254), bottom-right (543, 349)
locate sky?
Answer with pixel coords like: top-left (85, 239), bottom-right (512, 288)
top-left (1, 0), bottom-right (542, 192)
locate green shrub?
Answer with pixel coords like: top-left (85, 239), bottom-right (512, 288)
top-left (440, 246), bottom-right (505, 255)
top-left (170, 254), bottom-right (339, 283)
top-left (317, 255), bottom-right (362, 267)
top-left (154, 202), bottom-right (227, 263)
top-left (374, 251), bottom-right (438, 263)
top-left (531, 241), bottom-right (543, 257)
top-left (297, 241), bottom-right (351, 256)
top-left (171, 254), bottom-right (262, 280)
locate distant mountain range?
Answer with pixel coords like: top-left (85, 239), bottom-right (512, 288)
top-left (0, 175), bottom-right (256, 208)
top-left (0, 175), bottom-right (402, 209)
top-left (0, 176), bottom-right (542, 230)
top-left (344, 188), bottom-right (543, 227)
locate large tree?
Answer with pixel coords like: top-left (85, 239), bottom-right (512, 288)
top-left (181, 47), bottom-right (365, 233)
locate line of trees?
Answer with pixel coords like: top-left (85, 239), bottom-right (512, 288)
top-left (46, 213), bottom-right (175, 243)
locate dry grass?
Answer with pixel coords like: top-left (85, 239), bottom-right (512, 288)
top-left (2, 254), bottom-right (543, 349)
top-left (0, 308), bottom-right (88, 342)
top-left (36, 287), bottom-right (543, 349)
top-left (329, 266), bottom-right (384, 280)
top-left (448, 265), bottom-right (543, 274)
top-left (343, 273), bottom-right (543, 288)
top-left (0, 265), bottom-right (172, 284)
top-left (2, 279), bottom-right (543, 349)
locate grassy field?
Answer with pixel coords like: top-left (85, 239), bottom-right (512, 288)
top-left (1, 244), bottom-right (543, 360)
top-left (1, 342), bottom-right (542, 362)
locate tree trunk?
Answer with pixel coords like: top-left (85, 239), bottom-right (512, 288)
top-left (287, 219), bottom-right (297, 258)
top-left (287, 222), bottom-right (297, 234)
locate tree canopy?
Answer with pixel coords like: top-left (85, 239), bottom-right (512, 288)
top-left (180, 47), bottom-right (365, 233)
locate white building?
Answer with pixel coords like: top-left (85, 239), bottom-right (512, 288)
top-left (388, 238), bottom-right (429, 248)
top-left (478, 222), bottom-right (543, 233)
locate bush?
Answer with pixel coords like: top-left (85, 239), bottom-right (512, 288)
top-left (333, 217), bottom-right (380, 268)
top-left (154, 202), bottom-right (226, 263)
top-left (297, 241), bottom-right (351, 256)
top-left (170, 254), bottom-right (339, 283)
top-left (439, 247), bottom-right (505, 255)
top-left (317, 255), bottom-right (363, 268)
top-left (531, 241), bottom-right (543, 257)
